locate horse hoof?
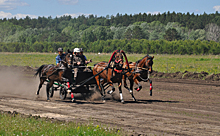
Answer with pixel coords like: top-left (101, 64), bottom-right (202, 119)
top-left (47, 99), bottom-right (51, 102)
top-left (71, 98), bottom-right (75, 103)
top-left (107, 90), bottom-right (113, 95)
top-left (121, 100), bottom-right (125, 104)
top-left (102, 100), bottom-right (106, 103)
top-left (36, 92), bottom-right (39, 95)
top-left (133, 98), bottom-right (136, 102)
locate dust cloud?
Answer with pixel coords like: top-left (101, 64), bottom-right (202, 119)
top-left (0, 67), bottom-right (46, 99)
top-left (0, 66), bottom-right (119, 102)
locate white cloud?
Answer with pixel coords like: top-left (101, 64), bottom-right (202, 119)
top-left (0, 11), bottom-right (91, 19)
top-left (0, 0), bottom-right (29, 10)
top-left (58, 0), bottom-right (78, 5)
top-left (213, 5), bottom-right (220, 12)
top-left (0, 11), bottom-right (37, 19)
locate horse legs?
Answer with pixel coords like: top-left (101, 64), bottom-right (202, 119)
top-left (36, 77), bottom-right (46, 95)
top-left (134, 78), bottom-right (142, 92)
top-left (123, 76), bottom-right (136, 101)
top-left (149, 79), bottom-right (153, 96)
top-left (46, 80), bottom-right (54, 101)
top-left (107, 85), bottom-right (115, 95)
top-left (123, 76), bottom-right (132, 94)
top-left (100, 83), bottom-right (106, 102)
top-left (95, 76), bottom-right (106, 102)
top-left (129, 79), bottom-right (136, 101)
top-left (118, 82), bottom-right (124, 103)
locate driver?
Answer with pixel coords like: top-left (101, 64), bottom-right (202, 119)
top-left (73, 48), bottom-right (85, 81)
top-left (55, 47), bottom-right (66, 66)
top-left (79, 48), bottom-right (92, 65)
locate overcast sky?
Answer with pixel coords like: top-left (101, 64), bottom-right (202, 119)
top-left (0, 0), bottom-right (219, 19)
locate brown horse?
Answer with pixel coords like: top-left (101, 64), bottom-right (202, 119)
top-left (123, 55), bottom-right (154, 101)
top-left (34, 50), bottom-right (73, 101)
top-left (93, 50), bottom-right (125, 103)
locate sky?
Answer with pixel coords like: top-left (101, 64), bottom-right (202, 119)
top-left (0, 0), bottom-right (219, 19)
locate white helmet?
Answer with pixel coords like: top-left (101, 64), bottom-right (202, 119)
top-left (73, 48), bottom-right (80, 53)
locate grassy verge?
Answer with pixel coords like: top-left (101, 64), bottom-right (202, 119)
top-left (0, 52), bottom-right (219, 74)
top-left (0, 111), bottom-right (123, 136)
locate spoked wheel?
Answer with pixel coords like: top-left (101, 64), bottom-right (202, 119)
top-left (47, 83), bottom-right (54, 98)
top-left (59, 87), bottom-right (67, 100)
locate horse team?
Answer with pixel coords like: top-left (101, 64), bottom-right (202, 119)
top-left (35, 50), bottom-right (154, 103)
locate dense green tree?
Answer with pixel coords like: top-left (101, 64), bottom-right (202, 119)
top-left (163, 28), bottom-right (181, 41)
top-left (123, 28), bottom-right (133, 39)
top-left (132, 26), bottom-right (144, 39)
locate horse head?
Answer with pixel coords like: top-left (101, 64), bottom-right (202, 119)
top-left (64, 49), bottom-right (73, 69)
top-left (114, 50), bottom-right (124, 70)
top-left (137, 55), bottom-right (154, 73)
top-left (144, 55), bottom-right (154, 73)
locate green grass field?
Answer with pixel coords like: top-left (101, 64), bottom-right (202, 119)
top-left (0, 52), bottom-right (219, 74)
top-left (0, 112), bottom-right (123, 136)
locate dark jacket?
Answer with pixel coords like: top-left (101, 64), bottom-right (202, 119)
top-left (73, 55), bottom-right (85, 66)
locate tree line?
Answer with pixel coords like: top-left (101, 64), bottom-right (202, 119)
top-left (0, 12), bottom-right (220, 44)
top-left (1, 39), bottom-right (220, 55)
top-left (0, 11), bottom-right (220, 54)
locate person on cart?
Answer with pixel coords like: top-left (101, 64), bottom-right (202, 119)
top-left (79, 48), bottom-right (92, 65)
top-left (55, 47), bottom-right (66, 66)
top-left (73, 48), bottom-right (86, 81)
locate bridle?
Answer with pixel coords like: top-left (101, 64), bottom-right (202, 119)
top-left (62, 52), bottom-right (73, 69)
top-left (134, 56), bottom-right (153, 81)
top-left (114, 53), bottom-right (124, 73)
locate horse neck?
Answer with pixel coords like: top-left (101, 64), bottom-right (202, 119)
top-left (61, 57), bottom-right (68, 68)
top-left (137, 57), bottom-right (147, 68)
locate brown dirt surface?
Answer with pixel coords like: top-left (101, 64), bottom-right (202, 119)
top-left (0, 66), bottom-right (220, 136)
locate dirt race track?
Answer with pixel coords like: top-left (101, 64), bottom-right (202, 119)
top-left (0, 66), bottom-right (220, 136)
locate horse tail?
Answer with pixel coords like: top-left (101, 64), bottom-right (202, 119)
top-left (34, 65), bottom-right (45, 77)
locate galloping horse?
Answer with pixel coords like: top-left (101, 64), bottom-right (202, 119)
top-left (93, 50), bottom-right (128, 103)
top-left (123, 55), bottom-right (154, 101)
top-left (34, 50), bottom-right (73, 101)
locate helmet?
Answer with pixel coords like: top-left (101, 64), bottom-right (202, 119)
top-left (73, 48), bottom-right (80, 53)
top-left (58, 47), bottom-right (63, 52)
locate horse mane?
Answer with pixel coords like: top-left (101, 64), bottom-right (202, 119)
top-left (136, 54), bottom-right (149, 63)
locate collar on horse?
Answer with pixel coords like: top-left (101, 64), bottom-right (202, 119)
top-left (108, 50), bottom-right (130, 75)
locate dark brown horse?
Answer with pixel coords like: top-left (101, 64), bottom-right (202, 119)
top-left (93, 50), bottom-right (125, 103)
top-left (34, 50), bottom-right (73, 101)
top-left (123, 55), bottom-right (154, 101)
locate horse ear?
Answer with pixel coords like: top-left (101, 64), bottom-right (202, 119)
top-left (152, 56), bottom-right (154, 59)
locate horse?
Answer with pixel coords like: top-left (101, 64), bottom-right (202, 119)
top-left (34, 50), bottom-right (74, 101)
top-left (93, 50), bottom-right (125, 103)
top-left (123, 55), bottom-right (154, 101)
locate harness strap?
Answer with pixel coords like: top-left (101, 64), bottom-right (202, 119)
top-left (114, 69), bottom-right (122, 73)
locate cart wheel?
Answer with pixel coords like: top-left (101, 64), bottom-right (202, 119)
top-left (59, 87), bottom-right (67, 100)
top-left (47, 83), bottom-right (54, 98)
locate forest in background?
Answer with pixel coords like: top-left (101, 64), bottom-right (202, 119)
top-left (0, 11), bottom-right (220, 54)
